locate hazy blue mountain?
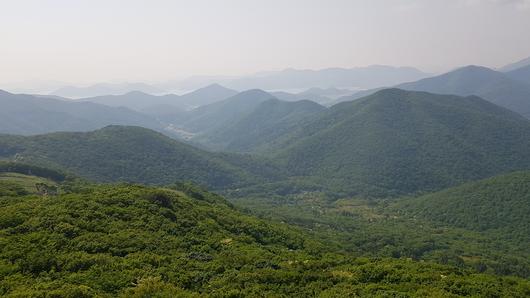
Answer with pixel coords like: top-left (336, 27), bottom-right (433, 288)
top-left (160, 66), bottom-right (430, 91)
top-left (299, 87), bottom-right (354, 98)
top-left (140, 104), bottom-right (187, 121)
top-left (272, 87), bottom-right (353, 106)
top-left (225, 66), bottom-right (430, 90)
top-left (156, 75), bottom-right (237, 93)
top-left (178, 89), bottom-right (276, 133)
top-left (273, 89), bottom-right (530, 197)
top-left (505, 64), bottom-right (530, 85)
top-left (77, 84), bottom-right (236, 113)
top-left (79, 91), bottom-right (181, 111)
top-left (193, 98), bottom-right (326, 152)
top-left (271, 91), bottom-right (332, 105)
top-left (0, 125), bottom-right (284, 189)
top-left (176, 83), bottom-right (238, 108)
top-left (331, 87), bottom-right (387, 105)
top-left (0, 90), bottom-right (163, 135)
top-left (51, 82), bottom-right (165, 98)
top-left (396, 65), bottom-right (530, 118)
top-left (498, 56), bottom-right (530, 72)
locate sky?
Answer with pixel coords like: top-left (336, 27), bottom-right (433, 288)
top-left (1, 0), bottom-right (530, 87)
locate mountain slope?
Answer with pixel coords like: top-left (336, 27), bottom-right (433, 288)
top-left (273, 89), bottom-right (530, 197)
top-left (506, 64), bottom-right (530, 85)
top-left (178, 89), bottom-right (276, 133)
top-left (177, 83), bottom-right (237, 108)
top-left (393, 171), bottom-right (530, 240)
top-left (397, 65), bottom-right (530, 118)
top-left (0, 90), bottom-right (163, 135)
top-left (499, 56), bottom-right (530, 72)
top-left (194, 98), bottom-right (326, 152)
top-left (0, 126), bottom-right (283, 189)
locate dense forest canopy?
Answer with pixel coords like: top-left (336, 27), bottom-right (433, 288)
top-left (0, 171), bottom-right (528, 297)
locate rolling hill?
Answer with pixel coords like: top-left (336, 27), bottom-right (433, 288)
top-left (272, 89), bottom-right (530, 197)
top-left (0, 126), bottom-right (284, 189)
top-left (0, 90), bottom-right (164, 135)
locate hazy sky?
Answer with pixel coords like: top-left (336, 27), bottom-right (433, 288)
top-left (1, 0), bottom-right (530, 85)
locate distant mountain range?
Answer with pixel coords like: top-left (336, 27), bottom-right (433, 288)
top-left (51, 82), bottom-right (165, 98)
top-left (158, 65), bottom-right (430, 92)
top-left (76, 84), bottom-right (237, 111)
top-left (272, 87), bottom-right (354, 106)
top-left (43, 65), bottom-right (429, 99)
top-left (0, 90), bottom-right (164, 135)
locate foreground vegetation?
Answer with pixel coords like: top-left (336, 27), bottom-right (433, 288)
top-left (1, 170), bottom-right (528, 297)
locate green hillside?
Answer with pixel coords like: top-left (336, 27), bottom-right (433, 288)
top-left (0, 126), bottom-right (284, 190)
top-left (0, 172), bottom-right (56, 196)
top-left (194, 98), bottom-right (326, 152)
top-left (273, 89), bottom-right (530, 197)
top-left (178, 89), bottom-right (276, 133)
top-left (393, 171), bottom-right (530, 239)
top-left (1, 173), bottom-right (528, 297)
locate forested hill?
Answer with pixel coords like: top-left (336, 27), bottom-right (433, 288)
top-left (0, 126), bottom-right (285, 189)
top-left (393, 171), bottom-right (530, 239)
top-left (272, 89), bottom-right (530, 197)
top-left (0, 170), bottom-right (528, 296)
